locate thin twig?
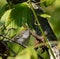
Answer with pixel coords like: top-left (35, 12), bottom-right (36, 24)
top-left (0, 34), bottom-right (27, 48)
top-left (29, 29), bottom-right (44, 42)
top-left (0, 34), bottom-right (11, 40)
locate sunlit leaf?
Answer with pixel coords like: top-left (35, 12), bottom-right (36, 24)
top-left (0, 4), bottom-right (9, 18)
top-left (1, 9), bottom-right (12, 26)
top-left (0, 0), bottom-right (7, 8)
top-left (7, 47), bottom-right (37, 59)
top-left (40, 14), bottom-right (51, 18)
top-left (0, 2), bottom-right (33, 38)
top-left (16, 47), bottom-right (37, 59)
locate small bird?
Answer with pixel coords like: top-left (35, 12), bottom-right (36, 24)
top-left (14, 29), bottom-right (30, 45)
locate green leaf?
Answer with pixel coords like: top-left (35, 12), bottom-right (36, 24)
top-left (0, 2), bottom-right (33, 38)
top-left (1, 9), bottom-right (12, 26)
top-left (7, 47), bottom-right (37, 59)
top-left (0, 4), bottom-right (9, 18)
top-left (37, 48), bottom-right (50, 59)
top-left (7, 42), bottom-right (24, 57)
top-left (10, 2), bottom-right (33, 29)
top-left (0, 9), bottom-right (25, 38)
top-left (49, 8), bottom-right (60, 39)
top-left (40, 14), bottom-right (51, 18)
top-left (0, 0), bottom-right (7, 8)
top-left (16, 47), bottom-right (37, 59)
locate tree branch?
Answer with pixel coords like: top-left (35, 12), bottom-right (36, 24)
top-left (0, 34), bottom-right (27, 48)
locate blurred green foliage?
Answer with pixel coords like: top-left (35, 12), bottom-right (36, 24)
top-left (41, 0), bottom-right (60, 40)
top-left (7, 47), bottom-right (38, 59)
top-left (0, 2), bottom-right (38, 59)
top-left (0, 0), bottom-right (7, 8)
top-left (0, 0), bottom-right (60, 59)
top-left (49, 8), bottom-right (60, 40)
top-left (46, 0), bottom-right (60, 40)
